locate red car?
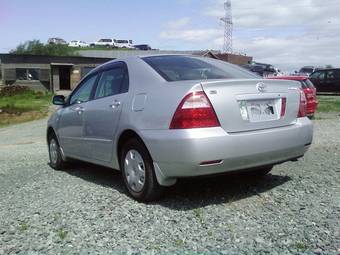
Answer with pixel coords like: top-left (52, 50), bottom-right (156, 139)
top-left (268, 76), bottom-right (318, 117)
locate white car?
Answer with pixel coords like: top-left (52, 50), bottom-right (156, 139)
top-left (68, 40), bottom-right (89, 48)
top-left (47, 55), bottom-right (313, 201)
top-left (115, 39), bottom-right (134, 49)
top-left (92, 39), bottom-right (116, 48)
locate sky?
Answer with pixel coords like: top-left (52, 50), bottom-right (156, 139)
top-left (0, 0), bottom-right (340, 71)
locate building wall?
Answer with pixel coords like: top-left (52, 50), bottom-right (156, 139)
top-left (0, 62), bottom-right (102, 92)
top-left (1, 63), bottom-right (50, 91)
top-left (216, 53), bottom-right (253, 66)
top-left (70, 63), bottom-right (99, 90)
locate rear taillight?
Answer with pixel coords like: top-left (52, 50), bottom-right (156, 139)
top-left (298, 89), bottom-right (307, 118)
top-left (170, 91), bottom-right (220, 129)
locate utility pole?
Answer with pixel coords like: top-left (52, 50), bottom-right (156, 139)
top-left (220, 0), bottom-right (233, 53)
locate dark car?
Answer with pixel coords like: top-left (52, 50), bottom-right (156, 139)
top-left (133, 44), bottom-right (152, 51)
top-left (309, 68), bottom-right (340, 93)
top-left (242, 62), bottom-right (276, 77)
top-left (241, 64), bottom-right (264, 76)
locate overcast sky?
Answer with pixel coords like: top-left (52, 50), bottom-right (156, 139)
top-left (0, 0), bottom-right (339, 71)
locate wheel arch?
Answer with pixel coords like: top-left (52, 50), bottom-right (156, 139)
top-left (116, 129), bottom-right (176, 187)
top-left (47, 126), bottom-right (57, 142)
top-left (117, 129), bottom-right (150, 165)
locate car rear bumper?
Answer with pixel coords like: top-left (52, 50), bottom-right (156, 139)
top-left (141, 117), bottom-right (313, 185)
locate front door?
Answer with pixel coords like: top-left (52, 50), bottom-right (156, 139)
top-left (83, 63), bottom-right (129, 162)
top-left (58, 73), bottom-right (99, 158)
top-left (59, 67), bottom-right (71, 90)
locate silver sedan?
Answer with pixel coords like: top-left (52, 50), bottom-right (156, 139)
top-left (47, 55), bottom-right (313, 201)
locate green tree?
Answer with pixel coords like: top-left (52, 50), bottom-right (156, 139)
top-left (325, 64), bottom-right (333, 68)
top-left (10, 40), bottom-right (78, 56)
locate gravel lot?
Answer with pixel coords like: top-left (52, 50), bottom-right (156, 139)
top-left (0, 113), bottom-right (339, 254)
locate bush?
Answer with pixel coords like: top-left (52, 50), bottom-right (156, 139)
top-left (0, 86), bottom-right (31, 97)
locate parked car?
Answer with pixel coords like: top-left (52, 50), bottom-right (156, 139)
top-left (91, 38), bottom-right (116, 48)
top-left (47, 55), bottom-right (313, 201)
top-left (241, 64), bottom-right (264, 76)
top-left (268, 76), bottom-right (318, 117)
top-left (309, 68), bottom-right (340, 93)
top-left (134, 44), bottom-right (152, 51)
top-left (115, 40), bottom-right (134, 49)
top-left (47, 37), bottom-right (67, 45)
top-left (68, 40), bottom-right (89, 48)
top-left (297, 66), bottom-right (325, 76)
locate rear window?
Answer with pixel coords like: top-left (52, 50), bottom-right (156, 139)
top-left (304, 79), bottom-right (315, 89)
top-left (143, 55), bottom-right (257, 81)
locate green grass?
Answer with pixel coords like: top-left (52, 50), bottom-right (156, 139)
top-left (18, 222), bottom-right (29, 231)
top-left (294, 241), bottom-right (308, 251)
top-left (174, 239), bottom-right (185, 247)
top-left (317, 96), bottom-right (340, 112)
top-left (0, 90), bottom-right (53, 127)
top-left (57, 228), bottom-right (67, 240)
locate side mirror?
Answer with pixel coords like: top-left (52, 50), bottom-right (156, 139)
top-left (52, 95), bottom-right (66, 106)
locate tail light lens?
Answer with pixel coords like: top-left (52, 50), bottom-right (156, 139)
top-left (170, 91), bottom-right (220, 129)
top-left (298, 89), bottom-right (307, 118)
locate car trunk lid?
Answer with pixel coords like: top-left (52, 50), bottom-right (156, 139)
top-left (200, 79), bottom-right (301, 133)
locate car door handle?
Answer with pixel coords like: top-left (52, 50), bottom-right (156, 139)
top-left (109, 101), bottom-right (121, 109)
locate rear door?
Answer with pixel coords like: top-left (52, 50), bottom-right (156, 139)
top-left (201, 79), bottom-right (301, 133)
top-left (324, 70), bottom-right (337, 92)
top-left (335, 70), bottom-right (340, 92)
top-left (58, 73), bottom-right (99, 157)
top-left (83, 62), bottom-right (129, 162)
top-left (310, 71), bottom-right (327, 92)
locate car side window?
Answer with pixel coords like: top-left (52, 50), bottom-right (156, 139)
top-left (310, 72), bottom-right (320, 79)
top-left (326, 71), bottom-right (335, 80)
top-left (334, 70), bottom-right (340, 79)
top-left (318, 71), bottom-right (326, 81)
top-left (69, 74), bottom-right (98, 105)
top-left (94, 66), bottom-right (128, 99)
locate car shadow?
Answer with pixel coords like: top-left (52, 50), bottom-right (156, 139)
top-left (63, 162), bottom-right (291, 210)
top-left (158, 173), bottom-right (291, 210)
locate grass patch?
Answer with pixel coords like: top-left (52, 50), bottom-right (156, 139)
top-left (193, 208), bottom-right (204, 224)
top-left (174, 239), bottom-right (185, 247)
top-left (0, 88), bottom-right (52, 127)
top-left (294, 241), bottom-right (307, 251)
top-left (57, 228), bottom-right (67, 240)
top-left (18, 222), bottom-right (29, 231)
top-left (317, 96), bottom-right (340, 112)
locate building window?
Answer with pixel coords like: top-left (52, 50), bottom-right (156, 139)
top-left (16, 68), bottom-right (40, 80)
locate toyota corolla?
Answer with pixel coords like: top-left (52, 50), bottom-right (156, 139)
top-left (47, 55), bottom-right (313, 201)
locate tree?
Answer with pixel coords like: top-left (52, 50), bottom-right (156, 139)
top-left (325, 64), bottom-right (333, 68)
top-left (10, 40), bottom-right (78, 56)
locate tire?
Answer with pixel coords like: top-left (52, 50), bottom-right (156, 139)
top-left (48, 134), bottom-right (67, 170)
top-left (249, 166), bottom-right (273, 177)
top-left (120, 138), bottom-right (164, 202)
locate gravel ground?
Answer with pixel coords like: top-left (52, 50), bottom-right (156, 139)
top-left (0, 114), bottom-right (339, 254)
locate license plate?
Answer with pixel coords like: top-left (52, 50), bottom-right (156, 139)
top-left (239, 99), bottom-right (279, 122)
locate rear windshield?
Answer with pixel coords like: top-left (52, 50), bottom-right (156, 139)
top-left (304, 79), bottom-right (315, 89)
top-left (143, 55), bottom-right (258, 81)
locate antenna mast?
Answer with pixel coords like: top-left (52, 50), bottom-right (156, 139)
top-left (221, 0), bottom-right (233, 53)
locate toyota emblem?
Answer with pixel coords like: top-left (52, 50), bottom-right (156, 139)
top-left (256, 82), bottom-right (266, 93)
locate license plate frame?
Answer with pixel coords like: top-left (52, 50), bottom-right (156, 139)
top-left (240, 99), bottom-right (279, 122)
